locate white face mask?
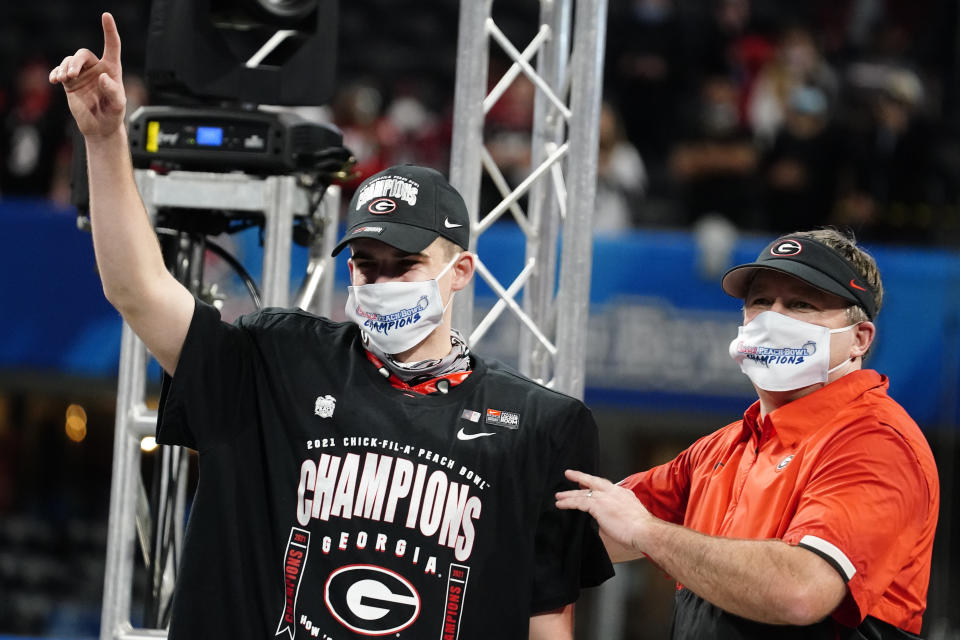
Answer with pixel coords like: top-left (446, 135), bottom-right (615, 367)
top-left (345, 253), bottom-right (460, 354)
top-left (729, 311), bottom-right (857, 392)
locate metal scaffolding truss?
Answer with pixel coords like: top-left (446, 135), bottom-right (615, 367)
top-left (446, 8), bottom-right (623, 633)
top-left (449, 0), bottom-right (608, 399)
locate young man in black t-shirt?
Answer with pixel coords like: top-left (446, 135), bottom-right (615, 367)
top-left (51, 15), bottom-right (612, 639)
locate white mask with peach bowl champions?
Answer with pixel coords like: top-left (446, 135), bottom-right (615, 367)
top-left (729, 310), bottom-right (857, 392)
top-left (345, 254), bottom-right (459, 355)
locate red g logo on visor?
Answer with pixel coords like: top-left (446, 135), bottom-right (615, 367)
top-left (368, 198), bottom-right (397, 214)
top-left (770, 240), bottom-right (802, 257)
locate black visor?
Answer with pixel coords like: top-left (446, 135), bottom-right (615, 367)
top-left (721, 237), bottom-right (878, 320)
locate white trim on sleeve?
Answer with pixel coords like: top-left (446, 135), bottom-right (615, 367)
top-left (799, 535), bottom-right (857, 581)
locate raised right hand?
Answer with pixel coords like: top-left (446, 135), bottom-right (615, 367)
top-left (49, 12), bottom-right (126, 140)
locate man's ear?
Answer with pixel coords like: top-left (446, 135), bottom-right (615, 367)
top-left (346, 256), bottom-right (356, 285)
top-left (451, 252), bottom-right (475, 292)
top-left (851, 321), bottom-right (876, 358)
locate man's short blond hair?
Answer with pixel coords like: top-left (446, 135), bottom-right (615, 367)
top-left (436, 236), bottom-right (466, 259)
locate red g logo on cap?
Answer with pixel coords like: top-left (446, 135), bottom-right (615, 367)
top-left (770, 240), bottom-right (802, 257)
top-left (368, 198), bottom-right (397, 214)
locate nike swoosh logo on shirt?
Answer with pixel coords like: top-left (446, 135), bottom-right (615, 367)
top-left (444, 218), bottom-right (463, 229)
top-left (456, 428), bottom-right (494, 441)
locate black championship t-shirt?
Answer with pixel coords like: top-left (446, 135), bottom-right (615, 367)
top-left (156, 301), bottom-right (613, 640)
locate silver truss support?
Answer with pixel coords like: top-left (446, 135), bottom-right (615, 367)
top-left (555, 0), bottom-right (607, 397)
top-left (449, 0), bottom-right (492, 331)
top-left (100, 170), bottom-right (339, 640)
top-left (450, 0), bottom-right (607, 399)
top-left (448, 2), bottom-right (621, 636)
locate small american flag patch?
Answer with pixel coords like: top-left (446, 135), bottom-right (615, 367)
top-left (461, 409), bottom-right (481, 423)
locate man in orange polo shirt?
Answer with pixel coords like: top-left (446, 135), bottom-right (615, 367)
top-left (557, 228), bottom-right (939, 639)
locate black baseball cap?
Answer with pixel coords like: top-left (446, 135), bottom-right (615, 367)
top-left (332, 165), bottom-right (470, 257)
top-left (721, 236), bottom-right (878, 320)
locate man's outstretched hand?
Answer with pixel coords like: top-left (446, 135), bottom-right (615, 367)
top-left (555, 469), bottom-right (652, 562)
top-left (49, 12), bottom-right (126, 140)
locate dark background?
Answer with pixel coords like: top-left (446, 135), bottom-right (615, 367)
top-left (1, 0), bottom-right (958, 638)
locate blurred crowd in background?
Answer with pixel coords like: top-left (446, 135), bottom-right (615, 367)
top-left (1, 0), bottom-right (959, 635)
top-left (3, 0), bottom-right (960, 246)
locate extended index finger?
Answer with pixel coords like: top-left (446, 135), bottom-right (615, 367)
top-left (101, 12), bottom-right (122, 65)
top-left (564, 469), bottom-right (605, 488)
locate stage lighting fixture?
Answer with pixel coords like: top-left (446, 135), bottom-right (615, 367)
top-left (249, 0), bottom-right (317, 22)
top-left (145, 0), bottom-right (338, 106)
